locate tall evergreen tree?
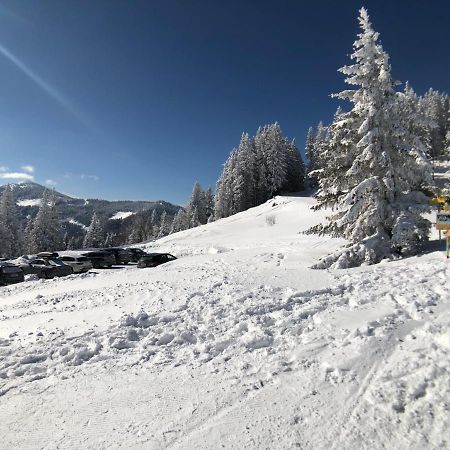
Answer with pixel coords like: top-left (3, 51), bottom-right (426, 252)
top-left (309, 8), bottom-right (432, 268)
top-left (284, 139), bottom-right (306, 192)
top-left (255, 123), bottom-right (288, 198)
top-left (157, 210), bottom-right (169, 238)
top-left (204, 186), bottom-right (215, 222)
top-left (305, 127), bottom-right (317, 186)
top-left (29, 189), bottom-right (64, 253)
top-left (169, 209), bottom-right (188, 234)
top-left (0, 185), bottom-right (22, 257)
top-left (187, 182), bottom-right (207, 225)
top-left (83, 212), bottom-right (104, 248)
top-left (420, 89), bottom-right (450, 157)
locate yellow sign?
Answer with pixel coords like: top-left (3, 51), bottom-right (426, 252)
top-left (431, 196), bottom-right (446, 204)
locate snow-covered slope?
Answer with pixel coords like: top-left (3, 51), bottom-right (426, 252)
top-left (0, 196), bottom-right (448, 449)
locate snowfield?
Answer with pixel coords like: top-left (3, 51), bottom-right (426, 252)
top-left (0, 196), bottom-right (449, 449)
top-left (110, 211), bottom-right (135, 220)
top-left (16, 198), bottom-right (41, 207)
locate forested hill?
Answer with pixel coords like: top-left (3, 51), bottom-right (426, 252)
top-left (1, 182), bottom-right (181, 246)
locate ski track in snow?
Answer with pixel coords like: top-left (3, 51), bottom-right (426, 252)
top-left (0, 196), bottom-right (449, 449)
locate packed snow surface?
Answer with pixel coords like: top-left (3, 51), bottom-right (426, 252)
top-left (0, 196), bottom-right (449, 449)
top-left (16, 198), bottom-right (41, 207)
top-left (110, 211), bottom-right (135, 220)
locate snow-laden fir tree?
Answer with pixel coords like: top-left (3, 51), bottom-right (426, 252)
top-left (169, 209), bottom-right (188, 234)
top-left (189, 205), bottom-right (200, 228)
top-left (157, 210), bottom-right (169, 238)
top-left (0, 185), bottom-right (22, 257)
top-left (204, 186), bottom-right (215, 223)
top-left (0, 217), bottom-right (9, 258)
top-left (23, 217), bottom-right (34, 254)
top-left (309, 8), bottom-right (432, 269)
top-left (83, 212), bottom-right (104, 248)
top-left (28, 189), bottom-right (64, 253)
top-left (185, 182), bottom-right (211, 226)
top-left (388, 83), bottom-right (434, 254)
top-left (214, 149), bottom-right (237, 219)
top-left (255, 123), bottom-right (288, 198)
top-left (305, 127), bottom-right (316, 186)
top-left (238, 133), bottom-right (257, 210)
top-left (420, 89), bottom-right (450, 157)
top-left (285, 139), bottom-right (306, 192)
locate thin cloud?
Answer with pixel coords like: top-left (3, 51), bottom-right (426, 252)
top-left (64, 173), bottom-right (100, 181)
top-left (21, 165), bottom-right (34, 173)
top-left (0, 166), bottom-right (8, 172)
top-left (80, 174), bottom-right (100, 181)
top-left (0, 172), bottom-right (34, 181)
top-left (45, 179), bottom-right (57, 186)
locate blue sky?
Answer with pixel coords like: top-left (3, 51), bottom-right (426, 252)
top-left (0, 0), bottom-right (449, 205)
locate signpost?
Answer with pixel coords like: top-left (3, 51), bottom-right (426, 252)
top-left (436, 213), bottom-right (450, 259)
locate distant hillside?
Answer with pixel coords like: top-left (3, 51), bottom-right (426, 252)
top-left (1, 182), bottom-right (182, 247)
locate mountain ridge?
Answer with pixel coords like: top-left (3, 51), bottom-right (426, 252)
top-left (1, 182), bottom-right (182, 247)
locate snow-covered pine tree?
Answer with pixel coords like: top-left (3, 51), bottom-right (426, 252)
top-left (309, 7), bottom-right (432, 268)
top-left (420, 89), bottom-right (450, 157)
top-left (214, 149), bottom-right (237, 219)
top-left (283, 138), bottom-right (306, 192)
top-left (187, 182), bottom-right (207, 225)
top-left (23, 218), bottom-right (34, 254)
top-left (83, 212), bottom-right (104, 248)
top-left (148, 209), bottom-right (157, 238)
top-left (48, 190), bottom-right (64, 250)
top-left (389, 83), bottom-right (433, 255)
top-left (233, 133), bottom-right (256, 211)
top-left (0, 185), bottom-right (22, 257)
top-left (256, 123), bottom-right (288, 198)
top-left (254, 127), bottom-right (270, 205)
top-left (169, 209), bottom-right (188, 234)
top-left (305, 127), bottom-right (316, 186)
top-left (204, 186), bottom-right (215, 223)
top-left (189, 205), bottom-right (200, 228)
top-left (0, 218), bottom-right (9, 258)
top-left (28, 189), bottom-right (64, 253)
top-left (157, 210), bottom-right (168, 238)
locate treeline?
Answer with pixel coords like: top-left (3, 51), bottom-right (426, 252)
top-left (214, 123), bottom-right (306, 219)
